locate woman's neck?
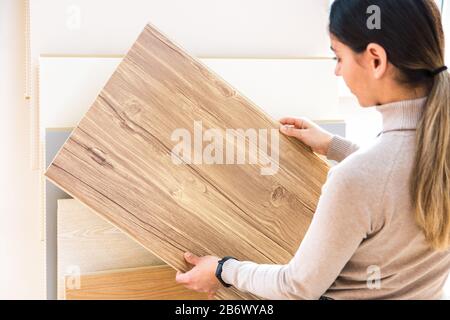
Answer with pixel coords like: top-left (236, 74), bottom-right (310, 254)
top-left (374, 83), bottom-right (431, 106)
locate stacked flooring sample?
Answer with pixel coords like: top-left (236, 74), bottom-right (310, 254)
top-left (57, 199), bottom-right (194, 299)
top-left (65, 266), bottom-right (207, 300)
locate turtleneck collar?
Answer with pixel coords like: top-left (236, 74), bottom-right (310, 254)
top-left (375, 96), bottom-right (428, 135)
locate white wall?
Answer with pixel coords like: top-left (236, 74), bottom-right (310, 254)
top-left (0, 0), bottom-right (45, 299)
top-left (29, 0), bottom-right (331, 57)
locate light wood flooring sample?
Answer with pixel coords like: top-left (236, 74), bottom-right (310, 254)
top-left (57, 198), bottom-right (163, 299)
top-left (46, 24), bottom-right (329, 300)
top-left (65, 265), bottom-right (207, 300)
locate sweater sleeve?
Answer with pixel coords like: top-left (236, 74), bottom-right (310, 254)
top-left (326, 135), bottom-right (360, 163)
top-left (221, 164), bottom-right (372, 300)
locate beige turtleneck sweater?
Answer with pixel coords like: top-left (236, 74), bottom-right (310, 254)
top-left (221, 97), bottom-right (450, 300)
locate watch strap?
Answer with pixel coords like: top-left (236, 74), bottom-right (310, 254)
top-left (215, 256), bottom-right (237, 287)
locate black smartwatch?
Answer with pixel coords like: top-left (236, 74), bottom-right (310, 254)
top-left (215, 256), bottom-right (237, 287)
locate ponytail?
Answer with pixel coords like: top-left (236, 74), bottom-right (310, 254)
top-left (412, 71), bottom-right (450, 250)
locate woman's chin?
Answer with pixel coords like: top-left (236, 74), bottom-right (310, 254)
top-left (356, 97), bottom-right (373, 108)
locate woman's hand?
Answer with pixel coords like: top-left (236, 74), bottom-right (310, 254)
top-left (279, 117), bottom-right (333, 156)
top-left (175, 252), bottom-right (221, 299)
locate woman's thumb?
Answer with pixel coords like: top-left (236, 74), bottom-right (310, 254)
top-left (184, 252), bottom-right (200, 265)
top-left (280, 125), bottom-right (303, 140)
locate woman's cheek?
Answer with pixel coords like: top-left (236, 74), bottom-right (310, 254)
top-left (342, 69), bottom-right (356, 95)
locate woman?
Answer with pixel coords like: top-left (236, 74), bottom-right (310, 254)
top-left (175, 0), bottom-right (450, 299)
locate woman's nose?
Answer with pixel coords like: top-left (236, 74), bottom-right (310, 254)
top-left (335, 64), bottom-right (341, 77)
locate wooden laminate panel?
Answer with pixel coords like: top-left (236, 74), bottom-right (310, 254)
top-left (46, 24), bottom-right (329, 300)
top-left (65, 265), bottom-right (208, 300)
top-left (57, 198), bottom-right (163, 299)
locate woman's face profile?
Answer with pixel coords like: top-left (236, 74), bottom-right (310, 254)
top-left (330, 35), bottom-right (390, 107)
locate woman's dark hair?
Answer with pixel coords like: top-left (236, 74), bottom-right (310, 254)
top-left (330, 0), bottom-right (445, 84)
top-left (330, 0), bottom-right (450, 250)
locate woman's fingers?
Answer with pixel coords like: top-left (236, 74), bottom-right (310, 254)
top-left (279, 117), bottom-right (334, 156)
top-left (175, 270), bottom-right (191, 284)
top-left (280, 126), bottom-right (305, 141)
top-left (279, 117), bottom-right (310, 129)
top-left (184, 251), bottom-right (200, 265)
top-left (208, 291), bottom-right (216, 300)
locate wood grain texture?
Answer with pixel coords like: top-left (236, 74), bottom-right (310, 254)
top-left (57, 198), bottom-right (163, 299)
top-left (45, 24), bottom-right (329, 300)
top-left (65, 265), bottom-right (208, 300)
